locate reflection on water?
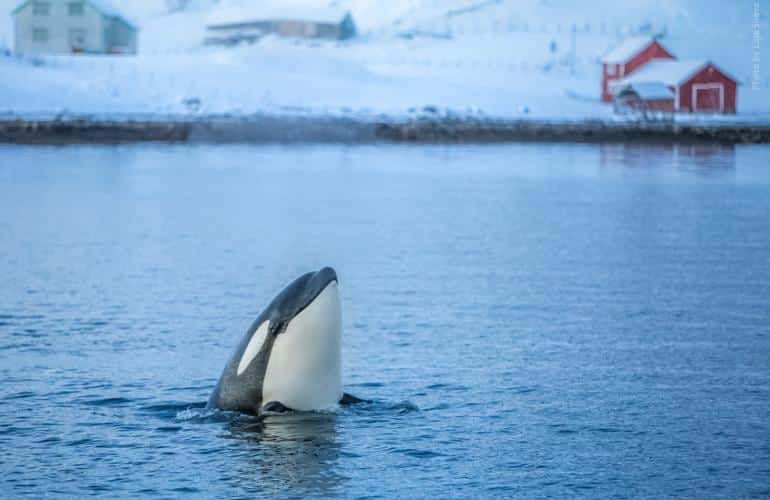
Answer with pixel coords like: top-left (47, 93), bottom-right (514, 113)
top-left (600, 143), bottom-right (736, 172)
top-left (226, 413), bottom-right (343, 497)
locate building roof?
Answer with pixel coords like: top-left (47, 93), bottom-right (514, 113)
top-left (601, 36), bottom-right (658, 64)
top-left (618, 59), bottom-right (715, 87)
top-left (90, 0), bottom-right (137, 28)
top-left (209, 4), bottom-right (351, 27)
top-left (12, 0), bottom-right (137, 29)
top-left (614, 81), bottom-right (675, 100)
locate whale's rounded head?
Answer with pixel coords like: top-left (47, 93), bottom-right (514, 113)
top-left (269, 266), bottom-right (337, 319)
top-left (208, 267), bottom-right (343, 414)
top-left (260, 267), bottom-right (342, 411)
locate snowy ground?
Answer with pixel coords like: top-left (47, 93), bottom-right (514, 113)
top-left (1, 0), bottom-right (768, 121)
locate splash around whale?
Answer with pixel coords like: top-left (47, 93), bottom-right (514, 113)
top-left (207, 267), bottom-right (363, 415)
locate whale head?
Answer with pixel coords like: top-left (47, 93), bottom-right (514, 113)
top-left (260, 266), bottom-right (340, 337)
top-left (208, 266), bottom-right (343, 414)
top-left (259, 266), bottom-right (342, 411)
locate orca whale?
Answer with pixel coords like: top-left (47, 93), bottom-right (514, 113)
top-left (207, 267), bottom-right (362, 414)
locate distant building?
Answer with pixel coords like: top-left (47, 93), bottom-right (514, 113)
top-left (612, 60), bottom-right (738, 114)
top-left (205, 6), bottom-right (356, 46)
top-left (613, 81), bottom-right (675, 115)
top-left (12, 0), bottom-right (137, 55)
top-left (601, 36), bottom-right (675, 103)
top-left (602, 37), bottom-right (739, 114)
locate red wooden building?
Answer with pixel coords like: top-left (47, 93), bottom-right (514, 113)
top-left (612, 60), bottom-right (738, 113)
top-left (601, 36), bottom-right (675, 102)
top-left (601, 36), bottom-right (739, 113)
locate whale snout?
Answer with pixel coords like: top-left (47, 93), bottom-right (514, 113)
top-left (316, 266), bottom-right (338, 286)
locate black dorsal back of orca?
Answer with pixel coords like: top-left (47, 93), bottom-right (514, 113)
top-left (339, 393), bottom-right (369, 405)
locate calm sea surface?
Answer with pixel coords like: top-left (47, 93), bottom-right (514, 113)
top-left (1, 143), bottom-right (769, 498)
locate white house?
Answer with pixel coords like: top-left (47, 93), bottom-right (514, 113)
top-left (12, 0), bottom-right (137, 55)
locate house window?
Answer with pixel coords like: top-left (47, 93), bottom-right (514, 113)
top-left (32, 27), bottom-right (49, 42)
top-left (33, 1), bottom-right (50, 15)
top-left (68, 2), bottom-right (84, 15)
top-left (607, 64), bottom-right (616, 76)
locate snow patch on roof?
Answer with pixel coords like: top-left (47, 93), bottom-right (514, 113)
top-left (89, 0), bottom-right (138, 28)
top-left (89, 0), bottom-right (123, 17)
top-left (601, 36), bottom-right (656, 63)
top-left (613, 81), bottom-right (674, 99)
top-left (619, 59), bottom-right (708, 87)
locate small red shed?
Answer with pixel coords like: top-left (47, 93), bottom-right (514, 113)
top-left (611, 60), bottom-right (738, 113)
top-left (601, 36), bottom-right (675, 102)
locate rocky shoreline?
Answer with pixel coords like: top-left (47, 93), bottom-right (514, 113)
top-left (2, 114), bottom-right (770, 145)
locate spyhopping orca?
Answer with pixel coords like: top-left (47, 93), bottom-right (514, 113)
top-left (207, 267), bottom-right (364, 414)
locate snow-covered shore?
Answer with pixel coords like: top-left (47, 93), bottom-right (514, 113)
top-left (1, 0), bottom-right (768, 128)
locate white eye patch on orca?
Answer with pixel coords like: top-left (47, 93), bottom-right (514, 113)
top-left (237, 321), bottom-right (270, 376)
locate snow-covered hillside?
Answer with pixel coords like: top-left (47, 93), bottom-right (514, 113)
top-left (1, 0), bottom-right (768, 119)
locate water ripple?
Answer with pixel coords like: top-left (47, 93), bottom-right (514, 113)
top-left (1, 144), bottom-right (769, 498)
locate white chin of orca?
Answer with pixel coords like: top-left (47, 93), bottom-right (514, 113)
top-left (261, 281), bottom-right (342, 411)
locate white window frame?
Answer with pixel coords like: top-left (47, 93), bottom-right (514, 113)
top-left (692, 83), bottom-right (724, 113)
top-left (674, 87), bottom-right (680, 111)
top-left (33, 1), bottom-right (50, 16)
top-left (32, 27), bottom-right (49, 43)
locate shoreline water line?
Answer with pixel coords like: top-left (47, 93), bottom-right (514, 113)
top-left (2, 114), bottom-right (770, 145)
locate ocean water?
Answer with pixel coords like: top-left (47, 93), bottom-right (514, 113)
top-left (1, 143), bottom-right (769, 498)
